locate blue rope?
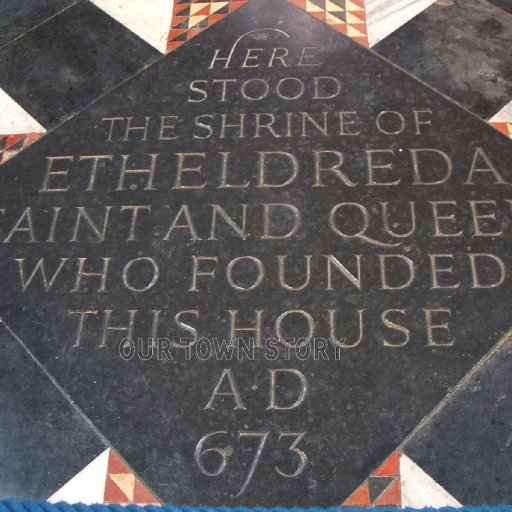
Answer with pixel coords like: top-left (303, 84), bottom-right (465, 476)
top-left (1, 502), bottom-right (512, 512)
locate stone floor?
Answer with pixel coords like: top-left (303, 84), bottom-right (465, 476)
top-left (1, 0), bottom-right (512, 507)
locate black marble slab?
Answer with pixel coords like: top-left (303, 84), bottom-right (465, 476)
top-left (1, 0), bottom-right (512, 506)
top-left (0, 0), bottom-right (160, 129)
top-left (0, 0), bottom-right (76, 48)
top-left (374, 0), bottom-right (512, 119)
top-left (487, 0), bottom-right (512, 15)
top-left (0, 322), bottom-right (106, 500)
top-left (404, 332), bottom-right (512, 505)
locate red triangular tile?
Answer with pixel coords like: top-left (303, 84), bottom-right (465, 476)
top-left (373, 451), bottom-right (399, 477)
top-left (173, 3), bottom-right (191, 14)
top-left (348, 22), bottom-right (367, 34)
top-left (229, 1), bottom-right (246, 12)
top-left (309, 10), bottom-right (326, 20)
top-left (26, 133), bottom-right (44, 145)
top-left (331, 23), bottom-right (348, 33)
top-left (492, 122), bottom-right (510, 135)
top-left (104, 476), bottom-right (130, 503)
top-left (194, 4), bottom-right (211, 15)
top-left (107, 449), bottom-right (132, 474)
top-left (133, 478), bottom-right (160, 504)
top-left (167, 40), bottom-right (186, 51)
top-left (187, 27), bottom-right (206, 39)
top-left (5, 134), bottom-right (25, 149)
top-left (348, 10), bottom-right (366, 22)
top-left (168, 28), bottom-right (187, 39)
top-left (209, 13), bottom-right (227, 24)
top-left (171, 15), bottom-right (188, 27)
top-left (374, 479), bottom-right (401, 506)
top-left (352, 35), bottom-right (369, 46)
top-left (343, 482), bottom-right (371, 506)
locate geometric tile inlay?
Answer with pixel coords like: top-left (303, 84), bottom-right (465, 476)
top-left (104, 450), bottom-right (161, 506)
top-left (343, 451), bottom-right (402, 507)
top-left (491, 122), bottom-right (512, 139)
top-left (167, 0), bottom-right (368, 52)
top-left (167, 0), bottom-right (248, 51)
top-left (288, 0), bottom-right (368, 46)
top-left (343, 450), bottom-right (461, 508)
top-left (0, 133), bottom-right (44, 165)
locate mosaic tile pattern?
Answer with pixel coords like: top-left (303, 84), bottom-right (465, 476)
top-left (47, 448), bottom-right (162, 506)
top-left (0, 133), bottom-right (43, 163)
top-left (104, 450), bottom-right (161, 506)
top-left (490, 100), bottom-right (512, 137)
top-left (166, 0), bottom-right (248, 51)
top-left (342, 450), bottom-right (461, 508)
top-left (166, 0), bottom-right (369, 52)
top-left (343, 451), bottom-right (401, 507)
top-left (491, 122), bottom-right (512, 138)
top-left (2, 0), bottom-right (506, 164)
top-left (288, 0), bottom-right (369, 46)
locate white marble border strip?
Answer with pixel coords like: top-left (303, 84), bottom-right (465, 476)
top-left (490, 99), bottom-right (512, 122)
top-left (366, 0), bottom-right (437, 46)
top-left (0, 88), bottom-right (46, 134)
top-left (90, 0), bottom-right (175, 53)
top-left (400, 454), bottom-right (461, 508)
top-left (48, 449), bottom-right (110, 505)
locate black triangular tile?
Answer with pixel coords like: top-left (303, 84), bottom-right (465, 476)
top-left (368, 476), bottom-right (394, 503)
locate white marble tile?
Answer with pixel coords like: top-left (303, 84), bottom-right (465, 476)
top-left (48, 449), bottom-right (109, 505)
top-left (90, 0), bottom-right (174, 53)
top-left (400, 453), bottom-right (462, 508)
top-left (0, 88), bottom-right (46, 134)
top-left (489, 99), bottom-right (512, 122)
top-left (366, 0), bottom-right (437, 46)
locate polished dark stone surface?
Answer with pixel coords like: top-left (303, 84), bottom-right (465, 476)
top-left (404, 333), bottom-right (512, 505)
top-left (487, 0), bottom-right (512, 15)
top-left (374, 0), bottom-right (512, 119)
top-left (0, 0), bottom-right (75, 48)
top-left (0, 323), bottom-right (106, 500)
top-left (1, 0), bottom-right (512, 506)
top-left (0, 0), bottom-right (159, 128)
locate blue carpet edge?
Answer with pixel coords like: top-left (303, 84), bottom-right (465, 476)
top-left (1, 501), bottom-right (511, 512)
